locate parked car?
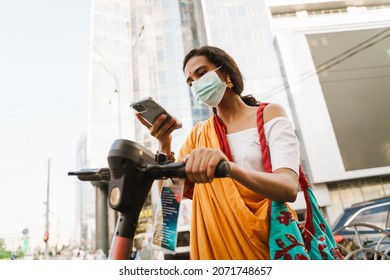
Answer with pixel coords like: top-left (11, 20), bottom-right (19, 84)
top-left (332, 196), bottom-right (390, 260)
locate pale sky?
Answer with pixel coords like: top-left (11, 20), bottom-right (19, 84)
top-left (0, 0), bottom-right (91, 250)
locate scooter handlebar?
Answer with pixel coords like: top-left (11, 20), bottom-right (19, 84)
top-left (68, 161), bottom-right (231, 182)
top-left (67, 168), bottom-right (110, 181)
top-left (145, 160), bottom-right (231, 180)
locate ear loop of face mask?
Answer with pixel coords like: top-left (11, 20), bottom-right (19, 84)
top-left (190, 66), bottom-right (222, 88)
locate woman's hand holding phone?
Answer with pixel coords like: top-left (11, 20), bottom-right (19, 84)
top-left (131, 97), bottom-right (182, 152)
top-left (135, 112), bottom-right (181, 149)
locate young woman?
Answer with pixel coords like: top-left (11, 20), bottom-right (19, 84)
top-left (136, 46), bottom-right (300, 259)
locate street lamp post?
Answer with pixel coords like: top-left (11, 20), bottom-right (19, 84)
top-left (89, 43), bottom-right (122, 255)
top-left (91, 43), bottom-right (122, 139)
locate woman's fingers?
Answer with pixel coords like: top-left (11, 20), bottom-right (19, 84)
top-left (135, 113), bottom-right (152, 128)
top-left (149, 115), bottom-right (180, 138)
top-left (185, 149), bottom-right (226, 183)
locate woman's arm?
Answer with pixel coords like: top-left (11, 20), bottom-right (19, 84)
top-left (184, 103), bottom-right (299, 203)
top-left (230, 164), bottom-right (298, 202)
top-left (184, 148), bottom-right (298, 202)
top-left (135, 113), bottom-right (181, 152)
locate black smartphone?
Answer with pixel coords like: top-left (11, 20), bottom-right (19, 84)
top-left (130, 97), bottom-right (182, 129)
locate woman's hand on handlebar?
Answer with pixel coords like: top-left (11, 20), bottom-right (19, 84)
top-left (135, 113), bottom-right (181, 147)
top-left (184, 148), bottom-right (230, 184)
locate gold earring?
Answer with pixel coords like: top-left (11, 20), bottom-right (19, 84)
top-left (226, 77), bottom-right (234, 89)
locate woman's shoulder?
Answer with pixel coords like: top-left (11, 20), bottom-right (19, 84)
top-left (262, 103), bottom-right (288, 124)
top-left (190, 117), bottom-right (213, 136)
top-left (194, 116), bottom-right (213, 128)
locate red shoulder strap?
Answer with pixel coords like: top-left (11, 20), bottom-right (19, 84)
top-left (213, 114), bottom-right (233, 162)
top-left (256, 103), bottom-right (272, 173)
top-left (256, 103), bottom-right (309, 191)
top-left (257, 103), bottom-right (314, 232)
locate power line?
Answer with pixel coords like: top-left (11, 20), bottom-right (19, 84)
top-left (325, 64), bottom-right (390, 73)
top-left (0, 105), bottom-right (86, 119)
top-left (320, 74), bottom-right (390, 84)
top-left (261, 28), bottom-right (390, 100)
top-left (313, 28), bottom-right (390, 72)
top-left (0, 89), bottom-right (135, 119)
top-left (0, 161), bottom-right (47, 182)
top-left (0, 89), bottom-right (136, 111)
top-left (0, 95), bottom-right (87, 110)
top-left (0, 157), bottom-right (84, 185)
top-left (315, 32), bottom-right (390, 74)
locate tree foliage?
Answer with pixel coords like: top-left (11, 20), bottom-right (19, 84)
top-left (0, 238), bottom-right (11, 259)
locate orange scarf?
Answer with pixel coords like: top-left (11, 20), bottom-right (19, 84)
top-left (178, 118), bottom-right (271, 259)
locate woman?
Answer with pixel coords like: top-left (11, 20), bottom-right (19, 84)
top-left (136, 46), bottom-right (300, 259)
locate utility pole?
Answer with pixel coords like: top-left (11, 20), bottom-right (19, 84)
top-left (44, 158), bottom-right (50, 259)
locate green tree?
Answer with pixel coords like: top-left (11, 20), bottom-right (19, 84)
top-left (0, 238), bottom-right (11, 259)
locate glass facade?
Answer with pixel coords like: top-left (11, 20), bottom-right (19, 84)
top-left (84, 0), bottom-right (212, 257)
top-left (198, 0), bottom-right (292, 112)
top-left (83, 0), bottom-right (133, 251)
top-left (87, 0), bottom-right (133, 170)
top-left (129, 1), bottom-right (203, 257)
top-left (130, 0), bottom-right (196, 154)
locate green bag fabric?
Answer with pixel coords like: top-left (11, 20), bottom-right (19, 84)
top-left (257, 103), bottom-right (343, 260)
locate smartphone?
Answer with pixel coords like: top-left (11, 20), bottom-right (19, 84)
top-left (130, 97), bottom-right (182, 129)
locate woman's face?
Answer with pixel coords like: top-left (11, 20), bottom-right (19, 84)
top-left (184, 55), bottom-right (224, 87)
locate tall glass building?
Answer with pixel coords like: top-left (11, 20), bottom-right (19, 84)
top-left (87, 0), bottom-right (133, 167)
top-left (130, 0), bottom-right (194, 152)
top-left (193, 0), bottom-right (291, 110)
top-left (82, 0), bottom-right (208, 254)
top-left (81, 0), bottom-right (134, 252)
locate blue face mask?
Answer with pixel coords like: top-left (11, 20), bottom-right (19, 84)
top-left (190, 67), bottom-right (227, 107)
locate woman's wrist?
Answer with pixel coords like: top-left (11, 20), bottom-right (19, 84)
top-left (228, 162), bottom-right (239, 179)
top-left (158, 141), bottom-right (174, 160)
top-left (159, 142), bottom-right (171, 153)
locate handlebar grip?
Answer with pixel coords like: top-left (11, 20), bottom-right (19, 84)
top-left (214, 160), bottom-right (231, 178)
top-left (67, 168), bottom-right (110, 181)
top-left (145, 160), bottom-right (231, 179)
top-left (172, 160), bottom-right (231, 178)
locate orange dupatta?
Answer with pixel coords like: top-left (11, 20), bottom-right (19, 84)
top-left (177, 117), bottom-right (270, 259)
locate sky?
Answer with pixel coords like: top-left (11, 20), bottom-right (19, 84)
top-left (0, 1), bottom-right (91, 250)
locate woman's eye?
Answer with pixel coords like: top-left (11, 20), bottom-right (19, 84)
top-left (200, 71), bottom-right (207, 76)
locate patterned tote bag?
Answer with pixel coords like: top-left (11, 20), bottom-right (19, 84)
top-left (257, 103), bottom-right (343, 260)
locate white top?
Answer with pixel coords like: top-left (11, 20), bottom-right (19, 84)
top-left (226, 116), bottom-right (300, 175)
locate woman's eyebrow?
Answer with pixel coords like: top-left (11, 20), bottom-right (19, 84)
top-left (194, 65), bottom-right (207, 74)
top-left (186, 65), bottom-right (207, 84)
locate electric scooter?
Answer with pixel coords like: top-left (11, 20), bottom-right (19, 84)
top-left (68, 139), bottom-right (230, 260)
